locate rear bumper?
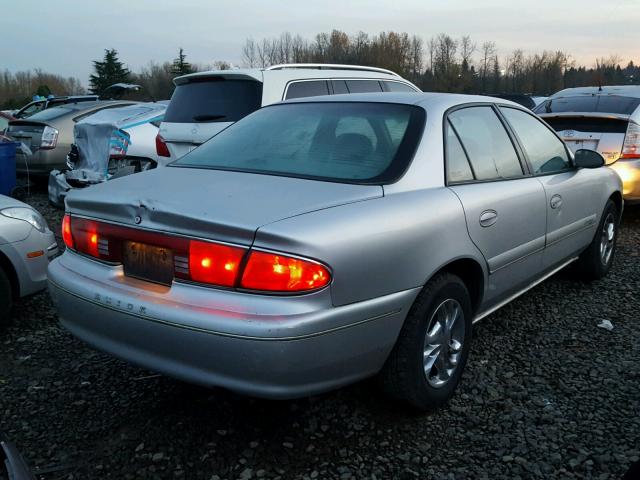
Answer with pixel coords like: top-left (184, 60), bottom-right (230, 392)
top-left (16, 148), bottom-right (67, 176)
top-left (48, 252), bottom-right (418, 398)
top-left (610, 159), bottom-right (640, 201)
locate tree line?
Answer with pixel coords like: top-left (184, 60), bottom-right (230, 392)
top-left (242, 31), bottom-right (639, 96)
top-left (1, 31), bottom-right (638, 109)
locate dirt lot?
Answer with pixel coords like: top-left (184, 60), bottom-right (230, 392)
top-left (1, 192), bottom-right (639, 479)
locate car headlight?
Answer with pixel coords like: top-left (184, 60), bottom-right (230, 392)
top-left (0, 207), bottom-right (48, 233)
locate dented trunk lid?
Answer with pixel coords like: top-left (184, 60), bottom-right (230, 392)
top-left (65, 166), bottom-right (382, 245)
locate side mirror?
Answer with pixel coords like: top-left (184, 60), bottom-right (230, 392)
top-left (574, 149), bottom-right (605, 169)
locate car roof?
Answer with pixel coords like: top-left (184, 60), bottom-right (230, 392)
top-left (280, 92), bottom-right (522, 110)
top-left (550, 85), bottom-right (640, 99)
top-left (174, 66), bottom-right (407, 85)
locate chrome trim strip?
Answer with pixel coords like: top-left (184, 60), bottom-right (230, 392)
top-left (546, 214), bottom-right (597, 247)
top-left (473, 256), bottom-right (577, 324)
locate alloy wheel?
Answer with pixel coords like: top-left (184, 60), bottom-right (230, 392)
top-left (423, 298), bottom-right (466, 388)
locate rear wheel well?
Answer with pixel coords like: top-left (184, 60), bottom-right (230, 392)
top-left (431, 259), bottom-right (484, 315)
top-left (609, 191), bottom-right (623, 220)
top-left (0, 251), bottom-right (19, 299)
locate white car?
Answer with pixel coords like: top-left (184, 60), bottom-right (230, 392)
top-left (0, 195), bottom-right (57, 323)
top-left (157, 63), bottom-right (420, 160)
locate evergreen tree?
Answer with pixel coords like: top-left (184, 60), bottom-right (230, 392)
top-left (89, 49), bottom-right (131, 96)
top-left (171, 48), bottom-right (194, 76)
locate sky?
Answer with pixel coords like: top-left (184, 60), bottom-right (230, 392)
top-left (1, 0), bottom-right (638, 85)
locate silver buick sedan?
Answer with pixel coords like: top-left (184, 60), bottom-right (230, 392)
top-left (48, 93), bottom-right (622, 410)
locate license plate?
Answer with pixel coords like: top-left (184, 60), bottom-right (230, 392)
top-left (565, 139), bottom-right (598, 153)
top-left (122, 241), bottom-right (174, 286)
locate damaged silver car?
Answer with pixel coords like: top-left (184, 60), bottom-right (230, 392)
top-left (48, 102), bottom-right (167, 208)
top-left (49, 93), bottom-right (622, 410)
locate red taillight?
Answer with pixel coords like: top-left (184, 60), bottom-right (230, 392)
top-left (62, 214), bottom-right (74, 249)
top-left (63, 217), bottom-right (331, 293)
top-left (186, 240), bottom-right (246, 287)
top-left (155, 133), bottom-right (171, 157)
top-left (621, 122), bottom-right (640, 159)
top-left (240, 251), bottom-right (331, 292)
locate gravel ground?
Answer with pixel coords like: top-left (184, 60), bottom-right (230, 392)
top-left (1, 192), bottom-right (639, 480)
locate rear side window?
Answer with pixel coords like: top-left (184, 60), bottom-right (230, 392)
top-left (331, 80), bottom-right (349, 94)
top-left (173, 102), bottom-right (425, 184)
top-left (345, 80), bottom-right (383, 93)
top-left (164, 79), bottom-right (262, 123)
top-left (285, 81), bottom-right (329, 100)
top-left (534, 95), bottom-right (640, 115)
top-left (501, 107), bottom-right (570, 174)
top-left (445, 121), bottom-right (474, 182)
top-left (448, 106), bottom-right (523, 180)
top-left (382, 81), bottom-right (417, 93)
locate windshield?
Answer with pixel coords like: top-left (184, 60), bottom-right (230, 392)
top-left (534, 95), bottom-right (640, 115)
top-left (164, 78), bottom-right (263, 123)
top-left (172, 102), bottom-right (425, 184)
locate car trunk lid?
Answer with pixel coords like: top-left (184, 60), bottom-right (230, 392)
top-left (65, 166), bottom-right (382, 245)
top-left (6, 121), bottom-right (46, 153)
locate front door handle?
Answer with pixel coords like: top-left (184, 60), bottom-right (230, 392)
top-left (550, 194), bottom-right (563, 209)
top-left (479, 209), bottom-right (498, 227)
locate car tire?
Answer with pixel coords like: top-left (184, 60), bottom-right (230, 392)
top-left (576, 199), bottom-right (619, 281)
top-left (379, 272), bottom-right (473, 411)
top-left (0, 267), bottom-right (12, 328)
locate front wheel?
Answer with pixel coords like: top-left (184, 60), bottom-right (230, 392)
top-left (378, 273), bottom-right (472, 410)
top-left (576, 199), bottom-right (619, 280)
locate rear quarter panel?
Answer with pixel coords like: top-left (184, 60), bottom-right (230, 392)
top-left (253, 187), bottom-right (487, 307)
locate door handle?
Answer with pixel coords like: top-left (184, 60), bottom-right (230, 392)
top-left (479, 209), bottom-right (498, 227)
top-left (550, 194), bottom-right (563, 209)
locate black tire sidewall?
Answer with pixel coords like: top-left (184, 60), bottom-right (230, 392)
top-left (580, 200), bottom-right (618, 279)
top-left (404, 275), bottom-right (473, 409)
top-left (0, 268), bottom-right (12, 326)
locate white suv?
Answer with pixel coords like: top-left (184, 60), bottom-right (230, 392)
top-left (156, 63), bottom-right (420, 160)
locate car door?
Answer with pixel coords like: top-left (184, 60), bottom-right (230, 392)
top-left (499, 106), bottom-right (601, 269)
top-left (446, 105), bottom-right (548, 305)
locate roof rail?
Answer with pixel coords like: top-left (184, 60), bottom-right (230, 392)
top-left (266, 63), bottom-right (401, 77)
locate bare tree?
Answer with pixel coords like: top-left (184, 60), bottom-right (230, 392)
top-left (480, 41), bottom-right (496, 92)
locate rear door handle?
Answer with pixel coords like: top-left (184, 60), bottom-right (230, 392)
top-left (550, 194), bottom-right (563, 209)
top-left (479, 209), bottom-right (498, 227)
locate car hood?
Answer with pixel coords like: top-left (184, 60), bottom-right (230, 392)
top-left (0, 194), bottom-right (30, 209)
top-left (65, 167), bottom-right (382, 245)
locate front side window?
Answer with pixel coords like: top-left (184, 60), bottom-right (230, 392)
top-left (448, 106), bottom-right (523, 180)
top-left (172, 102), bottom-right (425, 184)
top-left (501, 107), bottom-right (571, 174)
top-left (285, 81), bottom-right (330, 100)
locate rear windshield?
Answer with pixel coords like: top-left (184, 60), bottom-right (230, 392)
top-left (543, 117), bottom-right (629, 133)
top-left (172, 102), bottom-right (425, 184)
top-left (164, 78), bottom-right (262, 123)
top-left (25, 106), bottom-right (73, 121)
top-left (534, 95), bottom-right (640, 115)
